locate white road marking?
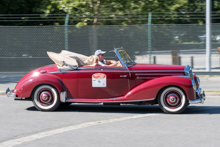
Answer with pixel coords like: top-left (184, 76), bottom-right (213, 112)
top-left (0, 113), bottom-right (159, 147)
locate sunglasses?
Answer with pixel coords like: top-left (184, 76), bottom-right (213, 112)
top-left (99, 54), bottom-right (105, 56)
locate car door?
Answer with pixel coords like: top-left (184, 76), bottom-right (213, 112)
top-left (77, 66), bottom-right (130, 99)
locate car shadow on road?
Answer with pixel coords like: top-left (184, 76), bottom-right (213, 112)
top-left (27, 104), bottom-right (220, 114)
top-left (27, 104), bottom-right (163, 114)
top-left (183, 106), bottom-right (220, 114)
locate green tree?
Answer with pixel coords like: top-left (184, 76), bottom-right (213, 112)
top-left (1, 0), bottom-right (220, 25)
top-left (0, 0), bottom-right (51, 25)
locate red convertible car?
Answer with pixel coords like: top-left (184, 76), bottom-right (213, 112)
top-left (6, 48), bottom-right (205, 114)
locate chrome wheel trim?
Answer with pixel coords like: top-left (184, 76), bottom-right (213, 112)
top-left (160, 87), bottom-right (186, 112)
top-left (39, 91), bottom-right (53, 105)
top-left (34, 85), bottom-right (58, 110)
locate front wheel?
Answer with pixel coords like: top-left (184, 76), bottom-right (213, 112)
top-left (158, 87), bottom-right (189, 114)
top-left (32, 85), bottom-right (60, 111)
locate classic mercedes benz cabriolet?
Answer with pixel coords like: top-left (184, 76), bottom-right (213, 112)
top-left (6, 48), bottom-right (205, 114)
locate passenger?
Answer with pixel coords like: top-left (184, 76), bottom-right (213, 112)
top-left (85, 55), bottom-right (100, 66)
top-left (94, 50), bottom-right (121, 67)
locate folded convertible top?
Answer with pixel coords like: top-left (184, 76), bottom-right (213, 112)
top-left (47, 50), bottom-right (89, 69)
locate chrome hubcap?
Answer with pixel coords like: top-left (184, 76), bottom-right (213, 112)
top-left (39, 91), bottom-right (53, 105)
top-left (164, 91), bottom-right (182, 108)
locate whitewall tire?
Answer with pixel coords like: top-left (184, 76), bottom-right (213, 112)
top-left (32, 85), bottom-right (60, 111)
top-left (158, 87), bottom-right (189, 114)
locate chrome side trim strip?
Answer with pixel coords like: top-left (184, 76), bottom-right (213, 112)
top-left (106, 98), bottom-right (155, 103)
top-left (136, 73), bottom-right (183, 76)
top-left (60, 91), bottom-right (66, 102)
top-left (136, 77), bottom-right (156, 80)
top-left (50, 70), bottom-right (184, 74)
top-left (66, 98), bottom-right (155, 103)
top-left (50, 70), bottom-right (128, 74)
top-left (177, 76), bottom-right (190, 79)
top-left (67, 97), bottom-right (124, 101)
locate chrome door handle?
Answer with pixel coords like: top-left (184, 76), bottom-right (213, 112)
top-left (120, 75), bottom-right (127, 77)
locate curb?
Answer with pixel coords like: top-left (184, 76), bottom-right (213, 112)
top-left (0, 91), bottom-right (5, 95)
top-left (205, 93), bottom-right (220, 96)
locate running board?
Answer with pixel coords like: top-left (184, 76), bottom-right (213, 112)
top-left (65, 98), bottom-right (155, 103)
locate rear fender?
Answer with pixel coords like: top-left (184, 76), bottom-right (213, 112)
top-left (15, 74), bottom-right (66, 99)
top-left (124, 76), bottom-right (195, 101)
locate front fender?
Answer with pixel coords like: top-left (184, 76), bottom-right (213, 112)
top-left (15, 73), bottom-right (66, 98)
top-left (123, 76), bottom-right (195, 101)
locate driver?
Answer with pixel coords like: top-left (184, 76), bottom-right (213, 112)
top-left (94, 50), bottom-right (121, 67)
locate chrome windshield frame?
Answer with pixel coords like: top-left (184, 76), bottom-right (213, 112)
top-left (114, 47), bottom-right (134, 69)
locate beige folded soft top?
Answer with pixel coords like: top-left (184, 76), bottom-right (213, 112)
top-left (47, 50), bottom-right (89, 69)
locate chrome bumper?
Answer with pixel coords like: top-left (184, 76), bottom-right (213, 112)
top-left (189, 88), bottom-right (205, 104)
top-left (6, 88), bottom-right (16, 98)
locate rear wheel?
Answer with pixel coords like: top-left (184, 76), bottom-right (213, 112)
top-left (158, 87), bottom-right (188, 114)
top-left (32, 85), bottom-right (60, 111)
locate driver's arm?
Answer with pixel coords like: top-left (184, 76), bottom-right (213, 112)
top-left (106, 60), bottom-right (121, 67)
top-left (106, 60), bottom-right (116, 65)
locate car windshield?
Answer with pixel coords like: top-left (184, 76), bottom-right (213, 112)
top-left (117, 49), bottom-right (134, 65)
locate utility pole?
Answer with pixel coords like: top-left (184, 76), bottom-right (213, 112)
top-left (206, 0), bottom-right (211, 71)
top-left (148, 13), bottom-right (152, 64)
top-left (65, 14), bottom-right (69, 51)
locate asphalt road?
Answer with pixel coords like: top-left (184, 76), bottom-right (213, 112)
top-left (0, 95), bottom-right (220, 147)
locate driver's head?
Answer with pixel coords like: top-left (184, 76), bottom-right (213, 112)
top-left (94, 50), bottom-right (106, 62)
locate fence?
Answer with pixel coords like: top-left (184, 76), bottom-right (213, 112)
top-left (0, 24), bottom-right (220, 72)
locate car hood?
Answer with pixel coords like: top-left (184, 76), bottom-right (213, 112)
top-left (129, 64), bottom-right (185, 72)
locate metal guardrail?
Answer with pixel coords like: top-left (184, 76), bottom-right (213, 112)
top-left (193, 71), bottom-right (220, 75)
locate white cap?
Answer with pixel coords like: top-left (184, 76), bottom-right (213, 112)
top-left (94, 50), bottom-right (106, 56)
